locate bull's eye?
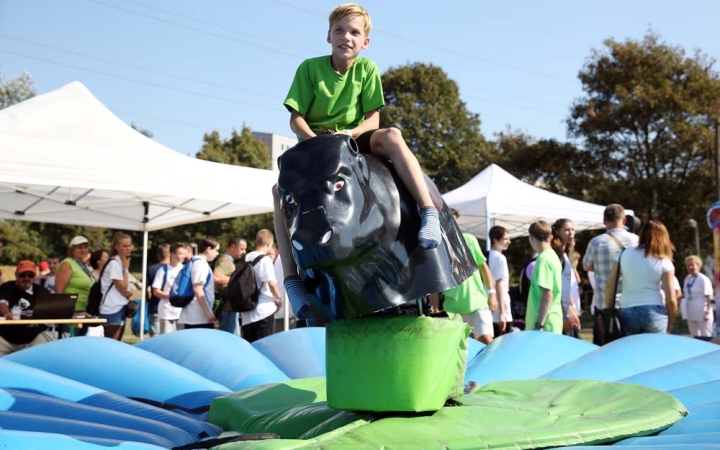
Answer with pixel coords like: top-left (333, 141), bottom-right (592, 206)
top-left (333, 180), bottom-right (345, 191)
top-left (285, 194), bottom-right (295, 205)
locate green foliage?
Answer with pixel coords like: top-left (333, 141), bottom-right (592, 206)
top-left (492, 129), bottom-right (598, 199)
top-left (149, 125), bottom-right (274, 253)
top-left (197, 126), bottom-right (271, 170)
top-left (131, 123), bottom-right (154, 138)
top-left (0, 71), bottom-right (35, 109)
top-left (380, 63), bottom-right (491, 193)
top-left (568, 31), bottom-right (720, 258)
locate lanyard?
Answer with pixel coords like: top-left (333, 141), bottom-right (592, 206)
top-left (73, 257), bottom-right (94, 281)
top-left (685, 276), bottom-right (698, 295)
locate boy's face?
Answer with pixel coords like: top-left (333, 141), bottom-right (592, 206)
top-left (47, 258), bottom-right (60, 274)
top-left (327, 15), bottom-right (369, 61)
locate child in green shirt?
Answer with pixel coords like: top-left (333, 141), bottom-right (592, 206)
top-left (277, 3), bottom-right (442, 318)
top-left (526, 220), bottom-right (563, 334)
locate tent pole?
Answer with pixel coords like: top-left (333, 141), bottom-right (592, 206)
top-left (283, 297), bottom-right (289, 332)
top-left (485, 205), bottom-right (492, 253)
top-left (139, 230), bottom-right (148, 341)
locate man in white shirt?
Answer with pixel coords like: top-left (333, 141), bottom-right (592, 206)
top-left (241, 229), bottom-right (282, 343)
top-left (583, 204), bottom-right (639, 345)
top-left (152, 243), bottom-right (187, 335)
top-left (178, 236), bottom-right (219, 329)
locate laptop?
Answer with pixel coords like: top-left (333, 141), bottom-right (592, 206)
top-left (31, 293), bottom-right (78, 320)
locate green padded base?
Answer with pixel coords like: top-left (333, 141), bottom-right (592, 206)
top-left (326, 314), bottom-right (471, 412)
top-left (209, 377), bottom-right (687, 450)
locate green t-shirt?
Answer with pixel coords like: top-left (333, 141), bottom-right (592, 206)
top-left (214, 253), bottom-right (236, 297)
top-left (443, 233), bottom-right (488, 314)
top-left (526, 249), bottom-right (563, 333)
top-left (283, 56), bottom-right (385, 136)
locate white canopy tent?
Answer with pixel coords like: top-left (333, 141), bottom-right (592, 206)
top-left (0, 82), bottom-right (278, 338)
top-left (442, 164), bottom-right (630, 245)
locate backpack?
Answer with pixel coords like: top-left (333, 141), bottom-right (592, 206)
top-left (225, 254), bottom-right (267, 312)
top-left (85, 260), bottom-right (116, 316)
top-left (169, 257), bottom-right (204, 308)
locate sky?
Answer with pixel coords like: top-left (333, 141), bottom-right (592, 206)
top-left (1, 0), bottom-right (719, 157)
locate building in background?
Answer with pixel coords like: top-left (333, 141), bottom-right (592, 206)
top-left (252, 132), bottom-right (296, 171)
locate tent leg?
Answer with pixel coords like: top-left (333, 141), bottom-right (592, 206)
top-left (283, 296), bottom-right (289, 332)
top-left (139, 230), bottom-right (148, 341)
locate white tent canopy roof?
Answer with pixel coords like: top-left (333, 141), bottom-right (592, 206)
top-left (0, 82), bottom-right (277, 231)
top-left (442, 164), bottom-right (631, 239)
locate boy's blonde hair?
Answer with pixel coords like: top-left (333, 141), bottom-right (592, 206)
top-left (329, 3), bottom-right (372, 35)
top-left (256, 229), bottom-right (275, 247)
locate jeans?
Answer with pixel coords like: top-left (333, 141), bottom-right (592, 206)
top-left (99, 308), bottom-right (126, 326)
top-left (620, 304), bottom-right (667, 335)
top-left (218, 310), bottom-right (240, 335)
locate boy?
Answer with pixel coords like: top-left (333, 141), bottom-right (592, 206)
top-left (526, 220), bottom-right (563, 334)
top-left (241, 229), bottom-right (283, 343)
top-left (276, 3), bottom-right (441, 317)
top-left (152, 243), bottom-right (187, 335)
top-left (38, 251), bottom-right (61, 293)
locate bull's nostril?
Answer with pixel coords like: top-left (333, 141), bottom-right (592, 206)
top-left (292, 240), bottom-right (304, 250)
top-left (321, 229), bottom-right (332, 244)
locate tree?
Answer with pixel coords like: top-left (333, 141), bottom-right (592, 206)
top-left (196, 125), bottom-right (271, 170)
top-left (149, 125), bottom-right (274, 250)
top-left (381, 63), bottom-right (491, 193)
top-left (0, 71), bottom-right (35, 109)
top-left (131, 123), bottom-right (153, 139)
top-left (568, 31), bottom-right (720, 258)
top-left (493, 129), bottom-right (596, 199)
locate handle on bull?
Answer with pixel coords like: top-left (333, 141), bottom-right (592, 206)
top-left (416, 298), bottom-right (424, 316)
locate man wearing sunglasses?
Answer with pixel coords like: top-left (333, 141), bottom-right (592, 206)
top-left (0, 260), bottom-right (53, 356)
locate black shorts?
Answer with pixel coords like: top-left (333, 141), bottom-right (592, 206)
top-left (353, 129), bottom-right (377, 154)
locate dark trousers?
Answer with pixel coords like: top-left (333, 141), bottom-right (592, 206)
top-left (183, 323), bottom-right (214, 330)
top-left (592, 307), bottom-right (603, 346)
top-left (241, 314), bottom-right (274, 343)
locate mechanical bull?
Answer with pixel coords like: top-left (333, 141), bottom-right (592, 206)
top-left (278, 134), bottom-right (476, 323)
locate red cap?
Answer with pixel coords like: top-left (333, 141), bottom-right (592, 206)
top-left (39, 261), bottom-right (49, 271)
top-left (16, 260), bottom-right (37, 274)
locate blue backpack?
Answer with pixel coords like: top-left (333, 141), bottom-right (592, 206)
top-left (169, 257), bottom-right (201, 308)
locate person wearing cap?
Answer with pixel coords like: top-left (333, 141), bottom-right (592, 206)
top-left (0, 261), bottom-right (54, 355)
top-left (55, 236), bottom-right (96, 333)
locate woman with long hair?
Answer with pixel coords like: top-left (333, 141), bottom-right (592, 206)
top-left (551, 219), bottom-right (582, 337)
top-left (89, 249), bottom-right (109, 281)
top-left (605, 220), bottom-right (677, 335)
top-left (488, 225), bottom-right (511, 335)
top-left (99, 232), bottom-right (134, 340)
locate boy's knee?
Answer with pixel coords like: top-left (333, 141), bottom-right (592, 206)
top-left (380, 127), bottom-right (403, 145)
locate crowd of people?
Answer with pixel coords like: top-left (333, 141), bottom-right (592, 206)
top-left (431, 203), bottom-right (716, 346)
top-left (0, 228), bottom-right (295, 356)
top-left (0, 204), bottom-right (716, 356)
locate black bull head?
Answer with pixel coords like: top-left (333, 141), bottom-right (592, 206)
top-left (278, 134), bottom-right (476, 322)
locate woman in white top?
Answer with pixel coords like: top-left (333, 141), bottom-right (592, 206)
top-left (488, 226), bottom-right (512, 335)
top-left (99, 232), bottom-right (134, 341)
top-left (682, 255), bottom-right (714, 338)
top-left (605, 220), bottom-right (677, 335)
top-left (551, 219), bottom-right (582, 337)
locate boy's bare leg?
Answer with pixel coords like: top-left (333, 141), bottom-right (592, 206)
top-left (273, 184), bottom-right (308, 316)
top-left (370, 128), bottom-right (441, 249)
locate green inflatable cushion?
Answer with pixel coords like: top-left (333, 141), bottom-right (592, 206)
top-left (210, 378), bottom-right (687, 450)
